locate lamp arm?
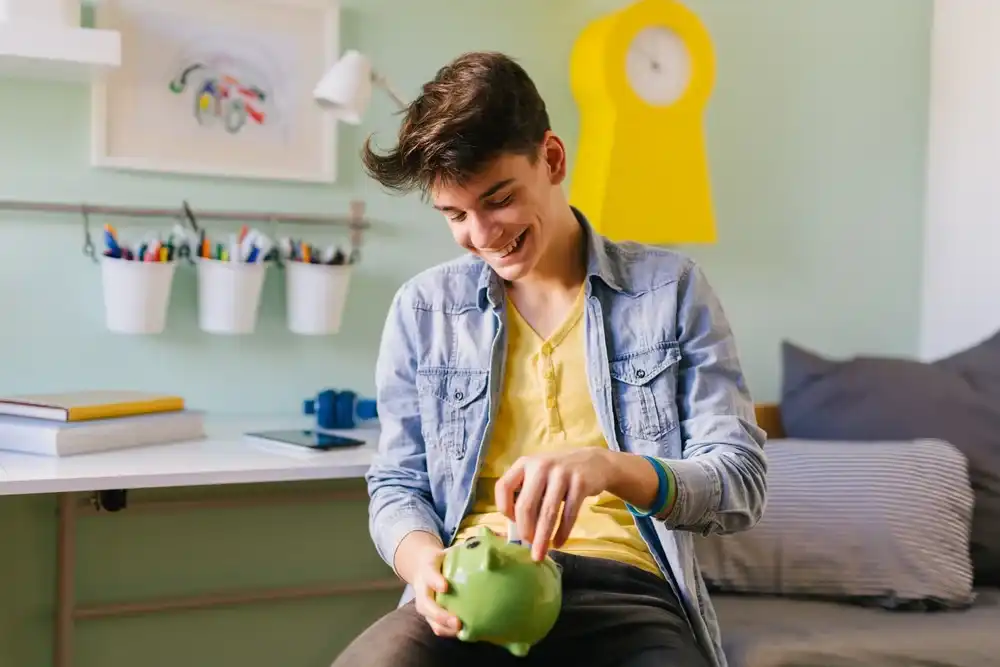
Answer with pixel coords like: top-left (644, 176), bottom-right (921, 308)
top-left (370, 70), bottom-right (408, 110)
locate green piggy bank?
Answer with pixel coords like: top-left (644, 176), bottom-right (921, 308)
top-left (436, 525), bottom-right (562, 657)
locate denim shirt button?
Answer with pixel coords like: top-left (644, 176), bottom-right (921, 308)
top-left (454, 391), bottom-right (464, 401)
top-left (635, 369), bottom-right (646, 379)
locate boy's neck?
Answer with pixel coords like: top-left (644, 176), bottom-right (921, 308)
top-left (509, 205), bottom-right (587, 297)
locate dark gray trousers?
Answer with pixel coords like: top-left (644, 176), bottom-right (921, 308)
top-left (332, 552), bottom-right (710, 667)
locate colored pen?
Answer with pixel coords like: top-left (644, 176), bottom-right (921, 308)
top-left (104, 224), bottom-right (122, 258)
top-left (254, 234), bottom-right (274, 263)
top-left (238, 230), bottom-right (259, 262)
top-left (278, 237), bottom-right (294, 262)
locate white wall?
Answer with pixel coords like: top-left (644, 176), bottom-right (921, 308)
top-left (920, 0), bottom-right (1000, 359)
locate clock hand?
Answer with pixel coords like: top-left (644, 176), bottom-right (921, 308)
top-left (635, 46), bottom-right (662, 73)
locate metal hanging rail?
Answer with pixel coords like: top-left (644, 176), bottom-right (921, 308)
top-left (0, 198), bottom-right (371, 229)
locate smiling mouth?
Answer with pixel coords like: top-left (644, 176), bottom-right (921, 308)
top-left (487, 230), bottom-right (527, 259)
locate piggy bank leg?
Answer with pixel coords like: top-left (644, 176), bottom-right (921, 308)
top-left (505, 642), bottom-right (530, 658)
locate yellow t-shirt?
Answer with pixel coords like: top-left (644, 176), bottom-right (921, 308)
top-left (455, 287), bottom-right (662, 577)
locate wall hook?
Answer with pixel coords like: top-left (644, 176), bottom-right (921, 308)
top-left (182, 200), bottom-right (200, 232)
top-left (265, 216), bottom-right (284, 268)
top-left (170, 215), bottom-right (197, 266)
top-left (81, 205), bottom-right (98, 263)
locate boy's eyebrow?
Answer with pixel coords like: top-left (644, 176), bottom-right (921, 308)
top-left (478, 178), bottom-right (515, 200)
top-left (433, 178), bottom-right (516, 212)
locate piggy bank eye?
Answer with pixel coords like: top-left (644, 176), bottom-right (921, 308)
top-left (465, 538), bottom-right (481, 550)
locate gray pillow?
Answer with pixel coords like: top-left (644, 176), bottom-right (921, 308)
top-left (694, 438), bottom-right (975, 609)
top-left (779, 336), bottom-right (1000, 586)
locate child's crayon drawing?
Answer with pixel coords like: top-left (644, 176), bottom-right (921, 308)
top-left (169, 61), bottom-right (272, 135)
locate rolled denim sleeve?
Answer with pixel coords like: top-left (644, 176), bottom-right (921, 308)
top-left (365, 283), bottom-right (445, 571)
top-left (654, 260), bottom-right (768, 535)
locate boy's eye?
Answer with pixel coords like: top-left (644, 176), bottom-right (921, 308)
top-left (445, 194), bottom-right (511, 222)
top-left (487, 194), bottom-right (513, 208)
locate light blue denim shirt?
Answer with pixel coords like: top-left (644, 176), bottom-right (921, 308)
top-left (366, 209), bottom-right (768, 667)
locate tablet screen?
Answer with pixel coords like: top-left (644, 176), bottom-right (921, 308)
top-left (244, 429), bottom-right (366, 450)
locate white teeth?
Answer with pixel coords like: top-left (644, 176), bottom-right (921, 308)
top-left (495, 231), bottom-right (523, 258)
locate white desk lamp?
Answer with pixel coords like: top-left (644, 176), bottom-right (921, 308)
top-left (313, 50), bottom-right (408, 123)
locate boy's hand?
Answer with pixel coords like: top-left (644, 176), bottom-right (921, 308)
top-left (412, 548), bottom-right (462, 637)
top-left (494, 448), bottom-right (614, 562)
top-left (394, 531), bottom-right (462, 637)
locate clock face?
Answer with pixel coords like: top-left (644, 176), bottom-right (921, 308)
top-left (625, 26), bottom-right (692, 106)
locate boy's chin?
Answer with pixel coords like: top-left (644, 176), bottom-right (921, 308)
top-left (489, 261), bottom-right (534, 284)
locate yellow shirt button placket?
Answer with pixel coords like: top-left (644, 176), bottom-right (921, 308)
top-left (540, 348), bottom-right (562, 434)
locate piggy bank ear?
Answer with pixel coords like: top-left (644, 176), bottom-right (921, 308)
top-left (485, 545), bottom-right (501, 571)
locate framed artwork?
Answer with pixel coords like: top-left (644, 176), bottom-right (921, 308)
top-left (90, 0), bottom-right (339, 183)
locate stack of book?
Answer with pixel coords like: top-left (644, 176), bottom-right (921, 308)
top-left (0, 390), bottom-right (205, 457)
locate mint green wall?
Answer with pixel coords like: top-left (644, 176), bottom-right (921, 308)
top-left (0, 1), bottom-right (932, 666)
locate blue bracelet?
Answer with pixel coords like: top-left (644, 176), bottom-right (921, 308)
top-left (626, 455), bottom-right (670, 518)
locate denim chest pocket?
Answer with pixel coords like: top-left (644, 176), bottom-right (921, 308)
top-left (416, 369), bottom-right (489, 460)
top-left (609, 342), bottom-right (681, 441)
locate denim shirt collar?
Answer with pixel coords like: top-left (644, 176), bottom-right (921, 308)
top-left (476, 206), bottom-right (624, 310)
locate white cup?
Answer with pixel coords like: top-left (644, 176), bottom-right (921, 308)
top-left (100, 255), bottom-right (178, 334)
top-left (196, 258), bottom-right (268, 334)
top-left (285, 261), bottom-right (353, 335)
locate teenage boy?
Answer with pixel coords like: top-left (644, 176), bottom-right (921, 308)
top-left (332, 51), bottom-right (767, 667)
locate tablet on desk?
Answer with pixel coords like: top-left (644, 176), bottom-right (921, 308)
top-left (244, 429), bottom-right (366, 451)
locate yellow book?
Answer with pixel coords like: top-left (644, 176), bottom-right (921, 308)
top-left (0, 390), bottom-right (185, 422)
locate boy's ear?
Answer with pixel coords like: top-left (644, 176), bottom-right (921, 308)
top-left (542, 132), bottom-right (567, 185)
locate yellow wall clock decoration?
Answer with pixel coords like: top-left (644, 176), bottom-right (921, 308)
top-left (569, 0), bottom-right (717, 244)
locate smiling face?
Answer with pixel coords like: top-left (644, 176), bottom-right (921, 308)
top-left (431, 132), bottom-right (568, 283)
top-left (359, 52), bottom-right (574, 281)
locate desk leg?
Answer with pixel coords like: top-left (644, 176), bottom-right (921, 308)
top-left (54, 493), bottom-right (76, 667)
top-left (49, 487), bottom-right (400, 665)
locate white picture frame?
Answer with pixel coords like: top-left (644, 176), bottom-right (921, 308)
top-left (90, 0), bottom-right (339, 183)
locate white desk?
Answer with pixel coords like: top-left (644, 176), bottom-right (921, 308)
top-left (0, 415), bottom-right (379, 496)
top-left (0, 415), bottom-right (388, 667)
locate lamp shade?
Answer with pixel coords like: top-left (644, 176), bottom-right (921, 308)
top-left (313, 50), bottom-right (373, 124)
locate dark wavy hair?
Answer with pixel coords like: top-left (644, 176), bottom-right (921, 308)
top-left (361, 51), bottom-right (551, 196)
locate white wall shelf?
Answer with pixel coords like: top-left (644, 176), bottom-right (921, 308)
top-left (0, 0), bottom-right (120, 82)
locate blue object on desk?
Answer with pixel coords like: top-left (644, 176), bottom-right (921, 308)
top-left (303, 389), bottom-right (378, 430)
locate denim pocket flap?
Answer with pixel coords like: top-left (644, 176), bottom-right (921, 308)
top-left (609, 343), bottom-right (681, 386)
top-left (420, 370), bottom-right (489, 409)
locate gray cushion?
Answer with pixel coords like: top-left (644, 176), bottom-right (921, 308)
top-left (694, 438), bottom-right (975, 609)
top-left (779, 336), bottom-right (1000, 586)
